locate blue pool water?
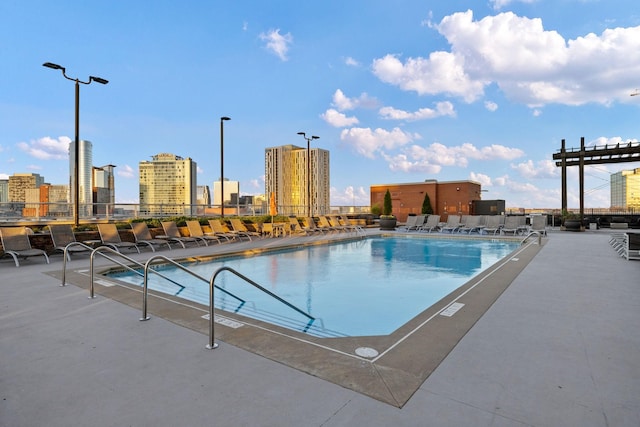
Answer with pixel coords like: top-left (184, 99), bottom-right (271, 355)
top-left (108, 237), bottom-right (518, 337)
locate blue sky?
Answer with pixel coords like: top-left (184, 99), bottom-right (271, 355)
top-left (1, 0), bottom-right (639, 208)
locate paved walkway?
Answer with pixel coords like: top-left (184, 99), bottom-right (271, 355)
top-left (1, 229), bottom-right (639, 426)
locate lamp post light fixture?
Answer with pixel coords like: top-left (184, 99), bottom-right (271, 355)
top-left (297, 132), bottom-right (320, 217)
top-left (220, 116), bottom-right (231, 218)
top-left (43, 62), bottom-right (108, 227)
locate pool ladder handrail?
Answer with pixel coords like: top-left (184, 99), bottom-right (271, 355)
top-left (520, 230), bottom-right (542, 245)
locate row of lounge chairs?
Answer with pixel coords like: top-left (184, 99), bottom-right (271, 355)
top-left (287, 215), bottom-right (364, 236)
top-left (0, 219), bottom-right (265, 267)
top-left (609, 231), bottom-right (640, 260)
top-left (397, 214), bottom-right (547, 236)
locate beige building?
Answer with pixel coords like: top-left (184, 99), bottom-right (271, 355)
top-left (8, 173), bottom-right (45, 203)
top-left (265, 144), bottom-right (330, 216)
top-left (611, 168), bottom-right (640, 209)
top-left (139, 153), bottom-right (197, 216)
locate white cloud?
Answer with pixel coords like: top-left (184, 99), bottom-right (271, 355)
top-left (372, 52), bottom-right (486, 102)
top-left (0, 173), bottom-right (9, 179)
top-left (17, 136), bottom-right (70, 160)
top-left (379, 101), bottom-right (456, 121)
top-left (339, 127), bottom-right (419, 159)
top-left (344, 56), bottom-right (360, 67)
top-left (372, 10), bottom-right (640, 106)
top-left (469, 172), bottom-right (492, 186)
top-left (117, 164), bottom-right (136, 179)
top-left (27, 164), bottom-right (42, 170)
top-left (259, 29), bottom-right (293, 61)
top-left (330, 185), bottom-right (369, 205)
top-left (332, 89), bottom-right (378, 111)
top-left (321, 108), bottom-right (359, 127)
top-left (511, 159), bottom-right (558, 179)
top-left (484, 101), bottom-right (498, 112)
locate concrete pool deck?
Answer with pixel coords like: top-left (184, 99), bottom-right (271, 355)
top-left (1, 228), bottom-right (639, 426)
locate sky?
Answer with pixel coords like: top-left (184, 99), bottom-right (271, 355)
top-left (1, 0), bottom-right (639, 209)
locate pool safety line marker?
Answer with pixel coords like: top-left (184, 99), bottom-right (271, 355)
top-left (95, 279), bottom-right (116, 287)
top-left (202, 314), bottom-right (244, 329)
top-left (440, 302), bottom-right (464, 317)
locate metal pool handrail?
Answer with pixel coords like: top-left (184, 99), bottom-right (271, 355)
top-left (61, 242), bottom-right (94, 286)
top-left (520, 231), bottom-right (542, 245)
top-left (85, 246), bottom-right (186, 299)
top-left (208, 266), bottom-right (319, 349)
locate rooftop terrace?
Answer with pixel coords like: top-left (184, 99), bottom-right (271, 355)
top-left (1, 228), bottom-right (639, 426)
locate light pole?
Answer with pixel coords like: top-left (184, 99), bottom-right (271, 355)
top-left (297, 132), bottom-right (319, 217)
top-left (43, 62), bottom-right (108, 227)
top-left (220, 116), bottom-right (231, 217)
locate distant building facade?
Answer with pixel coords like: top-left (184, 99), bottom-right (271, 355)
top-left (69, 139), bottom-right (93, 217)
top-left (92, 165), bottom-right (116, 215)
top-left (611, 168), bottom-right (640, 209)
top-left (139, 153), bottom-right (197, 216)
top-left (8, 173), bottom-right (45, 204)
top-left (265, 144), bottom-right (330, 216)
top-left (370, 180), bottom-right (485, 222)
top-left (0, 179), bottom-right (8, 204)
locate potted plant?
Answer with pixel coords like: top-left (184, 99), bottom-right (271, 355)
top-left (561, 209), bottom-right (583, 232)
top-left (379, 189), bottom-right (397, 230)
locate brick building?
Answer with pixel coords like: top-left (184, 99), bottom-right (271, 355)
top-left (370, 180), bottom-right (486, 222)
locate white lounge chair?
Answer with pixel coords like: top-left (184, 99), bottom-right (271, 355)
top-left (440, 215), bottom-right (461, 233)
top-left (418, 215), bottom-right (441, 233)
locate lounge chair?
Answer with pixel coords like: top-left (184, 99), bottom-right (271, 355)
top-left (131, 222), bottom-right (172, 251)
top-left (326, 216), bottom-right (349, 232)
top-left (340, 215), bottom-right (365, 234)
top-left (457, 215), bottom-right (482, 234)
top-left (48, 224), bottom-right (92, 260)
top-left (530, 215), bottom-right (548, 237)
top-left (186, 220), bottom-right (222, 245)
top-left (229, 219), bottom-right (261, 241)
top-left (97, 224), bottom-right (141, 253)
top-left (0, 226), bottom-right (50, 267)
top-left (500, 216), bottom-right (521, 236)
top-left (418, 215), bottom-right (440, 233)
top-left (440, 215), bottom-right (461, 233)
top-left (623, 232), bottom-right (640, 261)
top-left (318, 216), bottom-right (341, 233)
top-left (400, 215), bottom-right (425, 232)
top-left (208, 219), bottom-right (241, 241)
top-left (288, 216), bottom-right (314, 235)
top-left (303, 217), bottom-right (325, 234)
top-left (160, 221), bottom-right (202, 248)
top-left (483, 215), bottom-right (504, 235)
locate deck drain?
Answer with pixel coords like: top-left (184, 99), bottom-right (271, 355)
top-left (355, 347), bottom-right (379, 358)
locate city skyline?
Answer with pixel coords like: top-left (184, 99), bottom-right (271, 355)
top-left (1, 1), bottom-right (639, 209)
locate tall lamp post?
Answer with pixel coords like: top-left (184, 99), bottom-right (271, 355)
top-left (297, 132), bottom-right (319, 217)
top-left (43, 62), bottom-right (108, 227)
top-left (220, 117), bottom-right (231, 217)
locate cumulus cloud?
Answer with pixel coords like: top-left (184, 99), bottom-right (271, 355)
top-left (332, 89), bottom-right (378, 111)
top-left (339, 127), bottom-right (419, 159)
top-left (377, 141), bottom-right (525, 173)
top-left (117, 164), bottom-right (136, 179)
top-left (321, 108), bottom-right (359, 127)
top-left (469, 172), bottom-right (493, 186)
top-left (259, 29), bottom-right (293, 61)
top-left (484, 101), bottom-right (498, 112)
top-left (511, 159), bottom-right (558, 179)
top-left (379, 101), bottom-right (456, 121)
top-left (17, 136), bottom-right (70, 160)
top-left (372, 10), bottom-right (640, 106)
top-left (330, 185), bottom-right (369, 205)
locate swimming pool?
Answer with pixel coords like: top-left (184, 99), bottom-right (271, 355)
top-left (108, 236), bottom-right (518, 337)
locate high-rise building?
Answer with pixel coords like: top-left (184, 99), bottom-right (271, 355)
top-left (69, 139), bottom-right (93, 217)
top-left (196, 185), bottom-right (211, 215)
top-left (139, 153), bottom-right (197, 216)
top-left (213, 180), bottom-right (239, 208)
top-left (0, 179), bottom-right (9, 204)
top-left (611, 168), bottom-right (640, 209)
top-left (8, 173), bottom-right (45, 203)
top-left (93, 165), bottom-right (116, 215)
top-left (265, 144), bottom-right (330, 216)
top-left (23, 184), bottom-right (69, 217)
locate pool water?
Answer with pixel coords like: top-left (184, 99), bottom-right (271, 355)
top-left (108, 237), bottom-right (518, 337)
